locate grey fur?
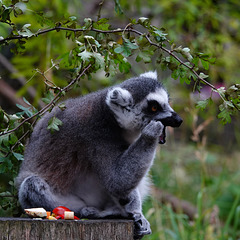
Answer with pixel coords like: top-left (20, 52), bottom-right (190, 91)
top-left (17, 72), bottom-right (182, 239)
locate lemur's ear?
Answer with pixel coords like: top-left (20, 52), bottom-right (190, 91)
top-left (140, 71), bottom-right (157, 80)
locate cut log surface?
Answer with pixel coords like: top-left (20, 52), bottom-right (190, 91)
top-left (0, 218), bottom-right (134, 240)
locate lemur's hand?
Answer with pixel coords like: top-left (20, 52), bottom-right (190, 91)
top-left (142, 120), bottom-right (164, 141)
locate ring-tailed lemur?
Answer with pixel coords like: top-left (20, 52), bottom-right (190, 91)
top-left (17, 71), bottom-right (182, 239)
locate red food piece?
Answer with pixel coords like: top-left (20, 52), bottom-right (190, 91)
top-left (52, 206), bottom-right (70, 216)
top-left (55, 214), bottom-right (64, 219)
top-left (52, 206), bottom-right (79, 220)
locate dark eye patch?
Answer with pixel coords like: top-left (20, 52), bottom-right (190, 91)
top-left (147, 100), bottom-right (163, 113)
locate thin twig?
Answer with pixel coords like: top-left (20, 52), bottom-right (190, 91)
top-left (97, 0), bottom-right (105, 21)
top-left (0, 64), bottom-right (91, 137)
top-left (3, 117), bottom-right (38, 158)
top-left (0, 25), bottom-right (226, 100)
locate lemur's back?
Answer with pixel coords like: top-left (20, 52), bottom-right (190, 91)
top-left (16, 88), bottom-right (119, 191)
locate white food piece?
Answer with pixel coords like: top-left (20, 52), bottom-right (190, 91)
top-left (64, 211), bottom-right (74, 220)
top-left (24, 208), bottom-right (47, 218)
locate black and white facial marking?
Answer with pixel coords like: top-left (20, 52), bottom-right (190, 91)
top-left (142, 88), bottom-right (182, 144)
top-left (106, 71), bottom-right (182, 144)
top-left (106, 87), bottom-right (142, 130)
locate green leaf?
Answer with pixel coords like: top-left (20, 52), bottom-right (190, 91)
top-left (58, 103), bottom-right (66, 111)
top-left (114, 39), bottom-right (138, 57)
top-left (78, 50), bottom-right (92, 62)
top-left (0, 157), bottom-right (13, 171)
top-left (93, 18), bottom-right (110, 31)
top-left (92, 52), bottom-right (105, 69)
top-left (16, 104), bottom-right (33, 117)
top-left (153, 29), bottom-right (168, 42)
top-left (18, 24), bottom-right (34, 38)
top-left (119, 60), bottom-right (131, 73)
top-left (213, 87), bottom-right (226, 98)
top-left (9, 134), bottom-right (18, 145)
top-left (138, 17), bottom-right (150, 26)
top-left (47, 116), bottom-right (63, 133)
top-left (0, 134), bottom-right (10, 147)
top-left (136, 50), bottom-right (152, 63)
top-left (201, 59), bottom-right (209, 70)
top-left (42, 91), bottom-right (55, 104)
top-left (192, 57), bottom-right (199, 66)
top-left (0, 6), bottom-right (12, 22)
top-left (218, 108), bottom-right (232, 124)
top-left (0, 109), bottom-right (4, 123)
top-left (84, 35), bottom-right (101, 48)
top-left (181, 47), bottom-right (193, 61)
top-left (22, 97), bottom-right (31, 106)
top-left (114, 55), bottom-right (131, 73)
top-left (12, 152), bottom-right (24, 161)
top-left (171, 65), bottom-right (190, 84)
top-left (69, 16), bottom-right (77, 21)
top-left (196, 98), bottom-right (212, 110)
top-left (199, 72), bottom-right (209, 79)
top-left (0, 191), bottom-right (12, 197)
top-left (83, 18), bottom-right (92, 29)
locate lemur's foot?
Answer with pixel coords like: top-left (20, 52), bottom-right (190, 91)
top-left (133, 213), bottom-right (151, 239)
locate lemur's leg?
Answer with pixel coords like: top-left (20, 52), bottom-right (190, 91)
top-left (18, 176), bottom-right (58, 211)
top-left (79, 206), bottom-right (127, 219)
top-left (121, 189), bottom-right (151, 239)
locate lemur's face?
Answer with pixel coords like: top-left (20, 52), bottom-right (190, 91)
top-left (140, 87), bottom-right (182, 144)
top-left (106, 80), bottom-right (182, 144)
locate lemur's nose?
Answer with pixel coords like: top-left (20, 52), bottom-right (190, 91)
top-left (160, 112), bottom-right (183, 128)
top-left (171, 112), bottom-right (183, 127)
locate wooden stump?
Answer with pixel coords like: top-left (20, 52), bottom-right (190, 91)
top-left (0, 218), bottom-right (134, 240)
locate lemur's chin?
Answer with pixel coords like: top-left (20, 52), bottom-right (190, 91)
top-left (159, 126), bottom-right (166, 144)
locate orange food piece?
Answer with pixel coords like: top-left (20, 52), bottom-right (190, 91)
top-left (46, 211), bottom-right (51, 219)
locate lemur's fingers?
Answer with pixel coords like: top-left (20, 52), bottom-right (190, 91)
top-left (142, 120), bottom-right (164, 140)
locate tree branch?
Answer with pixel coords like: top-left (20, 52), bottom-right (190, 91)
top-left (0, 64), bottom-right (91, 137)
top-left (0, 25), bottom-right (219, 92)
top-left (151, 186), bottom-right (197, 220)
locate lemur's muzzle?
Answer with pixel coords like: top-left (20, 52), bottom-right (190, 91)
top-left (161, 112), bottom-right (183, 128)
top-left (158, 112), bottom-right (183, 144)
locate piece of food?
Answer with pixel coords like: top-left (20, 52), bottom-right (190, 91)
top-left (52, 206), bottom-right (80, 220)
top-left (24, 208), bottom-right (47, 218)
top-left (64, 211), bottom-right (74, 220)
top-left (52, 206), bottom-right (70, 216)
top-left (48, 216), bottom-right (57, 220)
top-left (55, 214), bottom-right (64, 219)
top-left (46, 211), bottom-right (51, 219)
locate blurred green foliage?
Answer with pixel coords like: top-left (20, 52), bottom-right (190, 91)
top-left (0, 0), bottom-right (240, 238)
top-left (143, 143), bottom-right (240, 239)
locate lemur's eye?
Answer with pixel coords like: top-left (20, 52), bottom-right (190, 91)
top-left (148, 100), bottom-right (161, 113)
top-left (151, 105), bottom-right (158, 112)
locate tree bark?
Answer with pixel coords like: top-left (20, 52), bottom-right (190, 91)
top-left (0, 218), bottom-right (134, 240)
